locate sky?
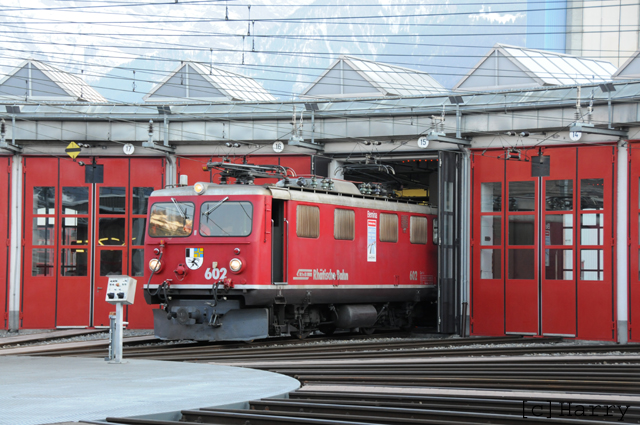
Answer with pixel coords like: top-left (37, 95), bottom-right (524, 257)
top-left (0, 0), bottom-right (532, 102)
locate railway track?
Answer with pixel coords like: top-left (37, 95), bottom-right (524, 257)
top-left (18, 333), bottom-right (639, 363)
top-left (6, 332), bottom-right (639, 425)
top-left (68, 334), bottom-right (640, 425)
top-left (105, 389), bottom-right (640, 425)
top-left (5, 333), bottom-right (558, 358)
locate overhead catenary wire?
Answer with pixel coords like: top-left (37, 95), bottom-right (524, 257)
top-left (0, 0), bottom-right (634, 104)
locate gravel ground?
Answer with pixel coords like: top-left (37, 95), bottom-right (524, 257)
top-left (0, 329), bottom-right (631, 355)
top-left (0, 329), bottom-right (155, 349)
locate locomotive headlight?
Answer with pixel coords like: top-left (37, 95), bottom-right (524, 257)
top-left (229, 258), bottom-right (243, 273)
top-left (194, 182), bottom-right (206, 195)
top-left (149, 258), bottom-right (163, 273)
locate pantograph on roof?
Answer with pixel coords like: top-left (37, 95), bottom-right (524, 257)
top-left (300, 55), bottom-right (447, 99)
top-left (0, 59), bottom-right (106, 102)
top-left (144, 61), bottom-right (275, 103)
top-left (454, 44), bottom-right (618, 91)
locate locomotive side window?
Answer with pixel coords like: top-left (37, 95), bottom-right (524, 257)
top-left (334, 209), bottom-right (355, 240)
top-left (410, 216), bottom-right (428, 244)
top-left (148, 202), bottom-right (195, 237)
top-left (200, 201), bottom-right (253, 237)
top-left (297, 205), bottom-right (320, 238)
top-left (380, 213), bottom-right (398, 243)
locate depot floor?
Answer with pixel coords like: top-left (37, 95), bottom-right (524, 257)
top-left (0, 355), bottom-right (300, 425)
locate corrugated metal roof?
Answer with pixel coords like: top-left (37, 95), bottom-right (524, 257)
top-left (144, 62), bottom-right (275, 102)
top-left (0, 59), bottom-right (106, 102)
top-left (301, 55), bottom-right (447, 98)
top-left (454, 44), bottom-right (617, 91)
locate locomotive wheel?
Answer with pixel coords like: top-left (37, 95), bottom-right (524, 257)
top-left (291, 330), bottom-right (312, 339)
top-left (359, 327), bottom-right (375, 335)
top-left (318, 324), bottom-right (336, 335)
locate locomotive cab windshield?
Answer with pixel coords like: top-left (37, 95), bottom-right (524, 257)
top-left (148, 202), bottom-right (194, 237)
top-left (200, 201), bottom-right (253, 237)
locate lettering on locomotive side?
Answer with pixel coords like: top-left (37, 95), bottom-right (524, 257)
top-left (313, 269), bottom-right (349, 281)
top-left (367, 211), bottom-right (378, 219)
top-left (294, 269), bottom-right (349, 281)
top-left (293, 269), bottom-right (313, 280)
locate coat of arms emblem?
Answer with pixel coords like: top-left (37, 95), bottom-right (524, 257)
top-left (186, 248), bottom-right (204, 270)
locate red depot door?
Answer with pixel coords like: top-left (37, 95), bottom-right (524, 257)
top-left (93, 158), bottom-right (130, 327)
top-left (0, 157), bottom-right (10, 329)
top-left (471, 146), bottom-right (616, 340)
top-left (126, 158), bottom-right (165, 328)
top-left (541, 147), bottom-right (577, 337)
top-left (56, 162), bottom-right (93, 327)
top-left (22, 157), bottom-right (58, 328)
top-left (504, 158), bottom-right (539, 335)
top-left (576, 146), bottom-right (615, 341)
top-left (470, 152), bottom-right (506, 336)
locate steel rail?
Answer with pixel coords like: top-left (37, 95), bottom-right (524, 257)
top-left (25, 335), bottom-right (555, 358)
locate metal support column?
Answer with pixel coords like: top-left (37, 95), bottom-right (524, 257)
top-left (8, 155), bottom-right (22, 331)
top-left (460, 149), bottom-right (471, 336)
top-left (617, 140), bottom-right (629, 344)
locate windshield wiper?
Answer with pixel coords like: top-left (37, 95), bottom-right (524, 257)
top-left (203, 196), bottom-right (229, 216)
top-left (171, 197), bottom-right (187, 219)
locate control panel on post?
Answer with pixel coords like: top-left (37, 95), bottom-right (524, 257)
top-left (105, 275), bottom-right (137, 305)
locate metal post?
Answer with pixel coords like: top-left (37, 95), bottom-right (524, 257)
top-left (111, 303), bottom-right (125, 363)
top-left (8, 156), bottom-right (22, 331)
top-left (107, 312), bottom-right (116, 361)
top-left (616, 140), bottom-right (628, 344)
top-left (460, 149), bottom-right (470, 336)
top-left (311, 109), bottom-right (315, 145)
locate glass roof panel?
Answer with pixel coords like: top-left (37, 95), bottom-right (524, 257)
top-left (581, 61), bottom-right (613, 81)
top-left (182, 105), bottom-right (212, 114)
top-left (464, 93), bottom-right (498, 105)
top-left (612, 83), bottom-right (640, 99)
top-left (561, 57), bottom-right (595, 83)
top-left (545, 56), bottom-right (578, 85)
top-left (518, 50), bottom-right (558, 84)
top-left (110, 105), bottom-right (140, 114)
top-left (530, 53), bottom-right (564, 84)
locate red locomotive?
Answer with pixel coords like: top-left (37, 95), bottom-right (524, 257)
top-left (144, 163), bottom-right (438, 341)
